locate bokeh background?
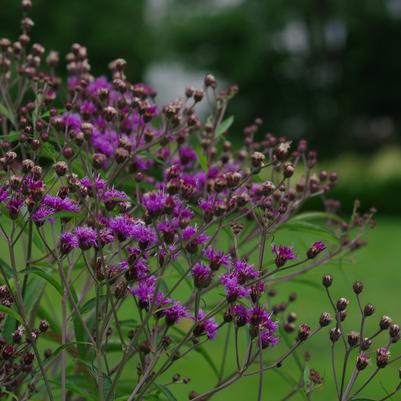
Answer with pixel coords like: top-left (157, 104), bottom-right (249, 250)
top-left (2, 0), bottom-right (401, 399)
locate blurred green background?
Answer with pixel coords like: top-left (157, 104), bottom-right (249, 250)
top-left (2, 0), bottom-right (401, 213)
top-left (2, 1), bottom-right (401, 399)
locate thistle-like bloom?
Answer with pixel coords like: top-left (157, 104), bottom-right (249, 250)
top-left (74, 226), bottom-right (97, 250)
top-left (232, 260), bottom-right (259, 283)
top-left (191, 262), bottom-right (212, 289)
top-left (7, 196), bottom-right (24, 219)
top-left (307, 241), bottom-right (326, 259)
top-left (193, 309), bottom-right (218, 339)
top-left (130, 277), bottom-right (165, 310)
top-left (259, 330), bottom-right (279, 348)
top-left (162, 301), bottom-right (188, 325)
top-left (220, 275), bottom-right (250, 302)
top-left (0, 186), bottom-right (9, 202)
top-left (109, 215), bottom-right (136, 241)
top-left (232, 304), bottom-right (249, 327)
top-left (142, 190), bottom-right (167, 216)
top-left (60, 232), bottom-right (79, 255)
top-left (272, 244), bottom-right (297, 267)
top-left (203, 247), bottom-right (230, 271)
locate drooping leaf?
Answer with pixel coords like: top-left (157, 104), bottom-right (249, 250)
top-left (19, 267), bottom-right (62, 295)
top-left (153, 383), bottom-right (178, 401)
top-left (0, 305), bottom-right (23, 323)
top-left (291, 211), bottom-right (345, 224)
top-left (278, 220), bottom-right (339, 242)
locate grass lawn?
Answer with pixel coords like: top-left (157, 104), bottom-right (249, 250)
top-left (165, 216), bottom-right (401, 401)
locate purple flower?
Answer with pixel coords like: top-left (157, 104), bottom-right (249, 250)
top-left (272, 244), bottom-right (297, 267)
top-left (0, 186), bottom-right (9, 202)
top-left (31, 207), bottom-right (55, 223)
top-left (7, 196), bottom-right (24, 219)
top-left (193, 309), bottom-right (218, 339)
top-left (42, 195), bottom-right (80, 212)
top-left (232, 260), bottom-right (259, 283)
top-left (203, 247), bottom-right (230, 271)
top-left (60, 232), bottom-right (79, 255)
top-left (81, 176), bottom-right (107, 192)
top-left (232, 304), bottom-right (249, 327)
top-left (125, 258), bottom-right (149, 281)
top-left (109, 215), bottom-right (136, 241)
top-left (259, 331), bottom-right (279, 348)
top-left (307, 241), bottom-right (326, 259)
top-left (157, 218), bottom-right (179, 244)
top-left (191, 262), bottom-right (212, 289)
top-left (130, 277), bottom-right (165, 310)
top-left (142, 191), bottom-right (167, 216)
top-left (178, 146), bottom-right (197, 166)
top-left (131, 224), bottom-right (157, 249)
top-left (99, 228), bottom-right (114, 246)
top-left (182, 226), bottom-right (209, 254)
top-left (74, 226), bottom-right (97, 250)
top-left (162, 301), bottom-right (188, 325)
top-left (220, 275), bottom-right (250, 302)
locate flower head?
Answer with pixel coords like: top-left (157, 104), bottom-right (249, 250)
top-left (272, 244), bottom-right (297, 267)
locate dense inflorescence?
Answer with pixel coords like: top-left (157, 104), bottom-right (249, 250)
top-left (0, 2), bottom-right (398, 401)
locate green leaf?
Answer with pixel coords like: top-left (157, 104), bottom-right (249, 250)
top-left (0, 305), bottom-right (23, 323)
top-left (196, 146), bottom-right (208, 171)
top-left (216, 115), bottom-right (234, 138)
top-left (0, 131), bottom-right (20, 142)
top-left (292, 278), bottom-right (323, 291)
top-left (80, 295), bottom-right (108, 315)
top-left (171, 260), bottom-right (192, 290)
top-left (153, 383), bottom-right (178, 401)
top-left (40, 142), bottom-right (58, 161)
top-left (194, 347), bottom-right (220, 379)
top-left (19, 267), bottom-right (62, 295)
top-left (0, 256), bottom-right (14, 276)
top-left (0, 103), bottom-right (14, 123)
top-left (68, 285), bottom-right (87, 357)
top-left (291, 211), bottom-right (344, 224)
top-left (278, 220), bottom-right (339, 242)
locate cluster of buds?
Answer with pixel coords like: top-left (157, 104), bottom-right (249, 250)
top-left (323, 275), bottom-right (401, 400)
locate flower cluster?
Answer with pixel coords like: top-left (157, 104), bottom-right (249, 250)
top-left (0, 2), bottom-right (381, 401)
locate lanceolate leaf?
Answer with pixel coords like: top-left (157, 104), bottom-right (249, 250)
top-left (19, 267), bottom-right (62, 295)
top-left (216, 115), bottom-right (234, 138)
top-left (0, 305), bottom-right (23, 323)
top-left (278, 220), bottom-right (339, 242)
top-left (153, 383), bottom-right (178, 401)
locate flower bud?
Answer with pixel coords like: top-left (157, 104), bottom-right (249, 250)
top-left (390, 324), bottom-right (400, 338)
top-left (356, 353), bottom-right (370, 371)
top-left (319, 312), bottom-right (332, 327)
top-left (352, 281), bottom-right (364, 294)
top-left (376, 347), bottom-right (390, 368)
top-left (347, 331), bottom-right (360, 347)
top-left (54, 161), bottom-right (68, 176)
top-left (330, 328), bottom-right (341, 343)
top-left (297, 323), bottom-right (311, 342)
top-left (363, 303), bottom-right (375, 317)
top-left (380, 316), bottom-right (392, 330)
top-left (322, 274), bottom-right (333, 288)
top-left (307, 241), bottom-right (326, 259)
top-left (336, 297), bottom-right (349, 312)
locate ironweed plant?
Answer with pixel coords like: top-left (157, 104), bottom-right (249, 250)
top-left (0, 1), bottom-right (399, 400)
